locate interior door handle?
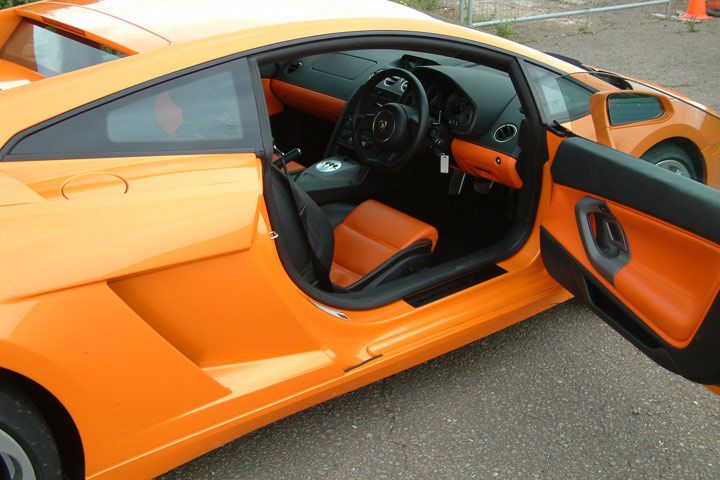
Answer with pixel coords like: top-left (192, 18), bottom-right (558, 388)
top-left (599, 217), bottom-right (629, 255)
top-left (575, 197), bottom-right (630, 284)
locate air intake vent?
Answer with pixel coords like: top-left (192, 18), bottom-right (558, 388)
top-left (494, 124), bottom-right (518, 143)
top-left (285, 60), bottom-right (303, 74)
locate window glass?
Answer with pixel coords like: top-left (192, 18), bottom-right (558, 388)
top-left (0, 20), bottom-right (123, 77)
top-left (8, 60), bottom-right (262, 158)
top-left (526, 64), bottom-right (595, 123)
top-left (607, 94), bottom-right (664, 126)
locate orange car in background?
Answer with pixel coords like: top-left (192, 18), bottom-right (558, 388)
top-left (0, 1), bottom-right (719, 479)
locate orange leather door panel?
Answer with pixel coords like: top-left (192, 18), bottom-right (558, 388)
top-left (542, 135), bottom-right (720, 385)
top-left (262, 78), bottom-right (284, 116)
top-left (270, 79), bottom-right (345, 122)
top-left (543, 185), bottom-right (720, 348)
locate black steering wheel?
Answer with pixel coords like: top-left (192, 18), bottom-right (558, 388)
top-left (350, 68), bottom-right (429, 171)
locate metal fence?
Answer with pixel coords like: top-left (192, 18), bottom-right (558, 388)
top-left (422, 0), bottom-right (674, 27)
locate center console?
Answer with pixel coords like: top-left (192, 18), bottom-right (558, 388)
top-left (294, 155), bottom-right (369, 204)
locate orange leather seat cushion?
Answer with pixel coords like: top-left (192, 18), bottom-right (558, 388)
top-left (330, 200), bottom-right (438, 287)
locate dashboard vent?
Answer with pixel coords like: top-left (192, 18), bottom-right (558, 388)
top-left (494, 124), bottom-right (518, 143)
top-left (285, 60), bottom-right (303, 74)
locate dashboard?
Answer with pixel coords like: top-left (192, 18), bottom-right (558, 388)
top-left (267, 49), bottom-right (526, 187)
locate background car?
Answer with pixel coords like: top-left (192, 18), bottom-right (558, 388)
top-left (0, 1), bottom-right (718, 479)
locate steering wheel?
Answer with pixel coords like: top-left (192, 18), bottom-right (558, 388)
top-left (350, 68), bottom-right (429, 171)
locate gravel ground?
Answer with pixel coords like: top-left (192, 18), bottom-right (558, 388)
top-left (513, 1), bottom-right (720, 111)
top-left (161, 6), bottom-right (720, 480)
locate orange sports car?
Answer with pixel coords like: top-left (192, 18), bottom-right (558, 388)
top-left (0, 1), bottom-right (718, 479)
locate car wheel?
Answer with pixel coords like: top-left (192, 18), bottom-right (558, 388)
top-left (641, 143), bottom-right (699, 181)
top-left (0, 380), bottom-right (62, 480)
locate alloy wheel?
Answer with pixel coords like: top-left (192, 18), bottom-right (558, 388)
top-left (0, 428), bottom-right (36, 480)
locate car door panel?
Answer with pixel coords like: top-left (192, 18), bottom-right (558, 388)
top-left (0, 155), bottom-right (260, 299)
top-left (541, 136), bottom-right (720, 385)
top-left (0, 153), bottom-right (257, 201)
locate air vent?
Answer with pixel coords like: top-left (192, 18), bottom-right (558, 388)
top-left (285, 60), bottom-right (303, 74)
top-left (494, 124), bottom-right (518, 143)
top-left (383, 75), bottom-right (403, 87)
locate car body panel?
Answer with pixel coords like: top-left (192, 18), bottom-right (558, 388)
top-left (0, 170), bottom-right (573, 478)
top-left (0, 59), bottom-right (42, 90)
top-left (0, 2), bottom-right (718, 478)
top-left (14, 1), bottom-right (170, 53)
top-left (0, 142), bottom-right (576, 478)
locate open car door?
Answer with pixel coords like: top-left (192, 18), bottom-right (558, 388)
top-left (539, 83), bottom-right (720, 389)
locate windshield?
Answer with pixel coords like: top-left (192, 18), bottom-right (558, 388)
top-left (0, 20), bottom-right (124, 78)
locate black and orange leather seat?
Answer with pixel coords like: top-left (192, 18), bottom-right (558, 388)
top-left (330, 200), bottom-right (438, 287)
top-left (269, 167), bottom-right (438, 291)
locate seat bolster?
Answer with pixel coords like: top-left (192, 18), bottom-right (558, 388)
top-left (321, 203), bottom-right (355, 228)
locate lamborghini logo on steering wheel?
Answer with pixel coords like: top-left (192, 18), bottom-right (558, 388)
top-left (378, 119), bottom-right (388, 132)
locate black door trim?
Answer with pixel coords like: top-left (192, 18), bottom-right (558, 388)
top-left (552, 136), bottom-right (720, 244)
top-left (541, 228), bottom-right (720, 385)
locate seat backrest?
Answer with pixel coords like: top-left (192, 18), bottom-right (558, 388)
top-left (268, 166), bottom-right (335, 285)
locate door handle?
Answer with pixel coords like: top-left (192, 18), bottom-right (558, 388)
top-left (597, 216), bottom-right (629, 256)
top-left (575, 197), bottom-right (630, 284)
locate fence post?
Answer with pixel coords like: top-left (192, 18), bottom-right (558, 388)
top-left (460, 0), bottom-right (465, 24)
top-left (467, 0), bottom-right (474, 26)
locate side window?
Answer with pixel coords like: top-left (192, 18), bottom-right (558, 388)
top-left (6, 59), bottom-right (262, 159)
top-left (525, 64), bottom-right (594, 123)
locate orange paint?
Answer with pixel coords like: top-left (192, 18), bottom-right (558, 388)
top-left (0, 2), bottom-right (717, 479)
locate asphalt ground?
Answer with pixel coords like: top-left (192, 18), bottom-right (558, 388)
top-left (161, 7), bottom-right (720, 480)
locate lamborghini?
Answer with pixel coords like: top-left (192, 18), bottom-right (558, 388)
top-left (0, 1), bottom-right (718, 479)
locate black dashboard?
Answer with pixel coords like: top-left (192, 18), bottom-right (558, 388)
top-left (271, 49), bottom-right (525, 158)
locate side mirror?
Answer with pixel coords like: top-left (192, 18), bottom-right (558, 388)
top-left (607, 94), bottom-right (664, 126)
top-left (589, 91), bottom-right (673, 148)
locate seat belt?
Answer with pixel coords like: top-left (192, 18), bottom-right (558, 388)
top-left (275, 148), bottom-right (336, 292)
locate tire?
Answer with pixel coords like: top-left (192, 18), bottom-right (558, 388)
top-left (640, 143), bottom-right (699, 181)
top-left (0, 379), bottom-right (62, 480)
